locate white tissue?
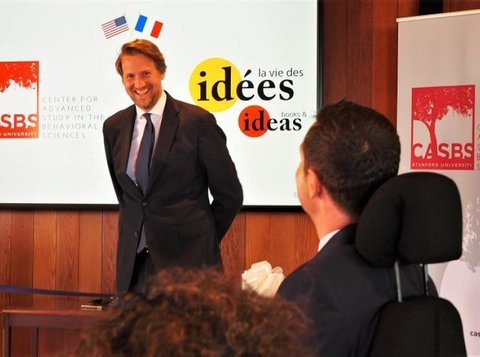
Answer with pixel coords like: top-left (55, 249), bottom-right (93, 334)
top-left (241, 260), bottom-right (285, 297)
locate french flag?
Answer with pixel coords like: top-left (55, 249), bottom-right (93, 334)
top-left (134, 14), bottom-right (163, 39)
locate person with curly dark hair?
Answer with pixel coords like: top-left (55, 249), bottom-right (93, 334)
top-left (76, 267), bottom-right (312, 357)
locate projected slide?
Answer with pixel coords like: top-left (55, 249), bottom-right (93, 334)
top-left (0, 0), bottom-right (318, 206)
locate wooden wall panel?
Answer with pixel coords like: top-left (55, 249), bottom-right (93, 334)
top-left (101, 211), bottom-right (118, 293)
top-left (245, 211), bottom-right (271, 268)
top-left (0, 210), bottom-right (11, 308)
top-left (347, 0), bottom-right (373, 105)
top-left (245, 211), bottom-right (317, 276)
top-left (10, 211), bottom-right (34, 307)
top-left (55, 212), bottom-right (80, 309)
top-left (292, 212), bottom-right (318, 268)
top-left (372, 1), bottom-right (398, 123)
top-left (322, 0), bottom-right (348, 104)
top-left (38, 329), bottom-right (65, 356)
top-left (220, 212), bottom-right (246, 278)
top-left (78, 211), bottom-right (102, 293)
top-left (33, 211), bottom-right (56, 308)
top-left (268, 212), bottom-right (298, 274)
top-left (9, 212), bottom-right (34, 356)
top-left (55, 212), bottom-right (79, 291)
top-left (399, 0), bottom-right (421, 17)
top-left (10, 328), bottom-right (32, 357)
top-left (272, 212), bottom-right (318, 275)
top-left (0, 211), bottom-right (10, 354)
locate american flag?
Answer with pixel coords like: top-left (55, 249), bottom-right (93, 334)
top-left (101, 16), bottom-right (129, 39)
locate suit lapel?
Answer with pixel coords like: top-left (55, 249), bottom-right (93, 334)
top-left (119, 106), bottom-right (137, 175)
top-left (147, 94), bottom-right (179, 193)
top-left (112, 105), bottom-right (140, 194)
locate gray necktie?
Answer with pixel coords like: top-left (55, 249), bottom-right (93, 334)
top-left (135, 113), bottom-right (154, 252)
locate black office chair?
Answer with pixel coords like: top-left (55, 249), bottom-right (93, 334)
top-left (356, 172), bottom-right (467, 357)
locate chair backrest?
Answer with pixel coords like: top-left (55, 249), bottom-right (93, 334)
top-left (356, 172), bottom-right (467, 357)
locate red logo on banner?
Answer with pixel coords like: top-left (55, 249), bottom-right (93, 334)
top-left (0, 61), bottom-right (39, 139)
top-left (411, 85), bottom-right (475, 170)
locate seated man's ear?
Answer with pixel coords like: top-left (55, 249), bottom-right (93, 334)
top-left (306, 168), bottom-right (323, 199)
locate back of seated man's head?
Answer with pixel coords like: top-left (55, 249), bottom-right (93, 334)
top-left (76, 267), bottom-right (312, 357)
top-left (302, 100), bottom-right (400, 217)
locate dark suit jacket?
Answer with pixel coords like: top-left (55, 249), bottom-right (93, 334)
top-left (278, 224), bottom-right (434, 357)
top-left (103, 92), bottom-right (243, 293)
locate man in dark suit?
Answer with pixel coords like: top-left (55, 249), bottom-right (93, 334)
top-left (103, 39), bottom-right (243, 294)
top-left (277, 100), bottom-right (429, 356)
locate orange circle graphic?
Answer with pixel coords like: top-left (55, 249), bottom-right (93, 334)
top-left (238, 105), bottom-right (270, 138)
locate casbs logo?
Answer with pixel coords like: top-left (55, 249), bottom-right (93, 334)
top-left (0, 61), bottom-right (39, 138)
top-left (189, 58), bottom-right (302, 138)
top-left (411, 85), bottom-right (475, 170)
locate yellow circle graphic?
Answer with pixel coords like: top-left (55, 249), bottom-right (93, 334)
top-left (189, 58), bottom-right (241, 113)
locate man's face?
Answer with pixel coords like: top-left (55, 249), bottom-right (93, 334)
top-left (121, 53), bottom-right (164, 111)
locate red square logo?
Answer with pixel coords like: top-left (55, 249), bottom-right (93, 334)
top-left (0, 61), bottom-right (39, 138)
top-left (411, 85), bottom-right (475, 170)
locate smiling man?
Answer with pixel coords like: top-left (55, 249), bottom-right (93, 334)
top-left (103, 39), bottom-right (243, 294)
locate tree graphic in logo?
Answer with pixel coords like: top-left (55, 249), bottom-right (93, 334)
top-left (0, 61), bottom-right (39, 138)
top-left (411, 85), bottom-right (475, 170)
top-left (0, 62), bottom-right (38, 93)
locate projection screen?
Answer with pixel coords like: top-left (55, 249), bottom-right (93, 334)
top-left (0, 0), bottom-right (319, 207)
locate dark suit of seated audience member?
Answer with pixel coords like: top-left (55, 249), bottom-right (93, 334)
top-left (277, 100), bottom-right (435, 357)
top-left (76, 267), bottom-right (313, 357)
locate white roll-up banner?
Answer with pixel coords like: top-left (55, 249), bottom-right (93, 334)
top-left (398, 10), bottom-right (480, 355)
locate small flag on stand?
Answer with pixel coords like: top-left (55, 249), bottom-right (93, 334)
top-left (134, 14), bottom-right (163, 39)
top-left (101, 16), bottom-right (129, 39)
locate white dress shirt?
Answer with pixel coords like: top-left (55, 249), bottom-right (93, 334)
top-left (318, 229), bottom-right (340, 252)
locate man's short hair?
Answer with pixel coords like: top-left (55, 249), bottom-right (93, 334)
top-left (302, 100), bottom-right (400, 216)
top-left (115, 39), bottom-right (167, 76)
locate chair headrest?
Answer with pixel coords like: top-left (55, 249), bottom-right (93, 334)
top-left (356, 172), bottom-right (463, 268)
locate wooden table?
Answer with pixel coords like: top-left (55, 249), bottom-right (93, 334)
top-left (2, 308), bottom-right (107, 356)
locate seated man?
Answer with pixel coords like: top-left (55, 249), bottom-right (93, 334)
top-left (277, 100), bottom-right (431, 356)
top-left (76, 267), bottom-right (312, 356)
